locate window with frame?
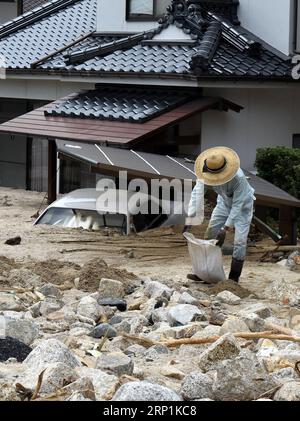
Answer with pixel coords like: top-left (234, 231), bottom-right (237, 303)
top-left (126, 0), bottom-right (170, 21)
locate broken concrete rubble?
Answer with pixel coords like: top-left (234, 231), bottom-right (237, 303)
top-left (198, 333), bottom-right (241, 372)
top-left (167, 304), bottom-right (207, 326)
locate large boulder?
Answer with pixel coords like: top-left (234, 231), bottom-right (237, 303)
top-left (180, 372), bottom-right (214, 401)
top-left (212, 349), bottom-right (276, 401)
top-left (23, 339), bottom-right (80, 369)
top-left (112, 381), bottom-right (181, 401)
top-left (198, 333), bottom-right (241, 372)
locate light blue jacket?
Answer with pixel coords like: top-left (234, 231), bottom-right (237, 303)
top-left (188, 169), bottom-right (255, 228)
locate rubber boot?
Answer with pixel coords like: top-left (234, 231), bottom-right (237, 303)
top-left (228, 258), bottom-right (244, 283)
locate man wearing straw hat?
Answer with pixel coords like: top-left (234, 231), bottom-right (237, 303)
top-left (184, 147), bottom-right (255, 283)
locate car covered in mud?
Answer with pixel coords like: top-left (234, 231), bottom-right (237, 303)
top-left (34, 188), bottom-right (187, 235)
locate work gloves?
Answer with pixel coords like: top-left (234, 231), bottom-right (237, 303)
top-left (216, 227), bottom-right (227, 247)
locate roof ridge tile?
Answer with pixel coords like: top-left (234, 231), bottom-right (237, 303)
top-left (0, 0), bottom-right (79, 40)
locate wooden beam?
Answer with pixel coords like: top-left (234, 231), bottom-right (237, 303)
top-left (47, 140), bottom-right (57, 204)
top-left (279, 206), bottom-right (298, 245)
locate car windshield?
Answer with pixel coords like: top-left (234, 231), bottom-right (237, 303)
top-left (36, 208), bottom-right (126, 232)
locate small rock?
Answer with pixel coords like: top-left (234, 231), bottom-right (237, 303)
top-left (179, 292), bottom-right (198, 306)
top-left (126, 315), bottom-right (148, 335)
top-left (63, 377), bottom-right (96, 401)
top-left (168, 304), bottom-right (206, 326)
top-left (0, 337), bottom-right (32, 362)
top-left (4, 318), bottom-right (39, 346)
top-left (193, 325), bottom-right (221, 339)
top-left (98, 279), bottom-right (125, 300)
top-left (219, 316), bottom-right (250, 335)
top-left (144, 345), bottom-right (169, 361)
top-left (144, 281), bottom-right (173, 301)
top-left (239, 313), bottom-right (266, 332)
top-left (90, 323), bottom-right (117, 339)
top-left (96, 352), bottom-right (134, 376)
top-left (216, 291), bottom-right (241, 305)
top-left (265, 280), bottom-right (300, 307)
top-left (23, 339), bottom-right (80, 369)
top-left (198, 333), bottom-right (241, 372)
top-left (38, 283), bottom-right (62, 299)
top-left (5, 236), bottom-right (21, 246)
top-left (128, 297), bottom-right (146, 311)
top-left (0, 294), bottom-right (22, 312)
top-left (213, 349), bottom-right (276, 401)
top-left (66, 392), bottom-right (93, 401)
top-left (180, 371), bottom-right (214, 401)
top-left (75, 367), bottom-right (118, 400)
top-left (239, 303), bottom-right (271, 319)
top-left (151, 307), bottom-right (169, 324)
top-left (274, 381), bottom-right (300, 401)
top-left (39, 298), bottom-right (64, 317)
top-left (113, 381), bottom-right (181, 401)
top-left (125, 344), bottom-right (146, 357)
top-left (271, 368), bottom-right (299, 385)
top-left (160, 366), bottom-right (185, 380)
top-left (209, 309), bottom-right (226, 326)
top-left (97, 298), bottom-right (127, 312)
top-left (77, 296), bottom-right (102, 322)
top-left (19, 362), bottom-right (78, 395)
top-left (29, 302), bottom-right (41, 318)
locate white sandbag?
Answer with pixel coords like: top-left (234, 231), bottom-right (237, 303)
top-left (183, 232), bottom-right (226, 284)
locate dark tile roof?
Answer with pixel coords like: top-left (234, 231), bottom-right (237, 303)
top-left (44, 87), bottom-right (196, 123)
top-left (23, 0), bottom-right (49, 13)
top-left (0, 0), bottom-right (294, 80)
top-left (0, 0), bottom-right (96, 69)
top-left (35, 0), bottom-right (293, 80)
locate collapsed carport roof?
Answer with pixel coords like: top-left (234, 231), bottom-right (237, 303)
top-left (0, 87), bottom-right (242, 147)
top-left (57, 140), bottom-right (300, 209)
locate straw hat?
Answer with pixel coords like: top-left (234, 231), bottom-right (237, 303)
top-left (195, 147), bottom-right (240, 186)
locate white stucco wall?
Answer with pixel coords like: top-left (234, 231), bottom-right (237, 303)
top-left (201, 87), bottom-right (300, 170)
top-left (97, 0), bottom-right (170, 32)
top-left (238, 0), bottom-right (294, 55)
top-left (0, 1), bottom-right (18, 25)
top-left (0, 79), bottom-right (95, 100)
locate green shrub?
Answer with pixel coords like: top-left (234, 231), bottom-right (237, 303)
top-left (255, 147), bottom-right (300, 199)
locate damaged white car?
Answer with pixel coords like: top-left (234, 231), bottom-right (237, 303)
top-left (34, 188), bottom-right (187, 235)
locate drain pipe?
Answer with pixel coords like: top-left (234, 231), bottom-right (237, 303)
top-left (293, 0), bottom-right (299, 52)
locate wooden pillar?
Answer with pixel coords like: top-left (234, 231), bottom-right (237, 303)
top-left (279, 206), bottom-right (298, 245)
top-left (48, 139), bottom-right (57, 204)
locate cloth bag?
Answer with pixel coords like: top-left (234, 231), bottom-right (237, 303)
top-left (183, 232), bottom-right (226, 284)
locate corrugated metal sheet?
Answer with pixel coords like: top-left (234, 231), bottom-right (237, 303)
top-left (56, 140), bottom-right (300, 208)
